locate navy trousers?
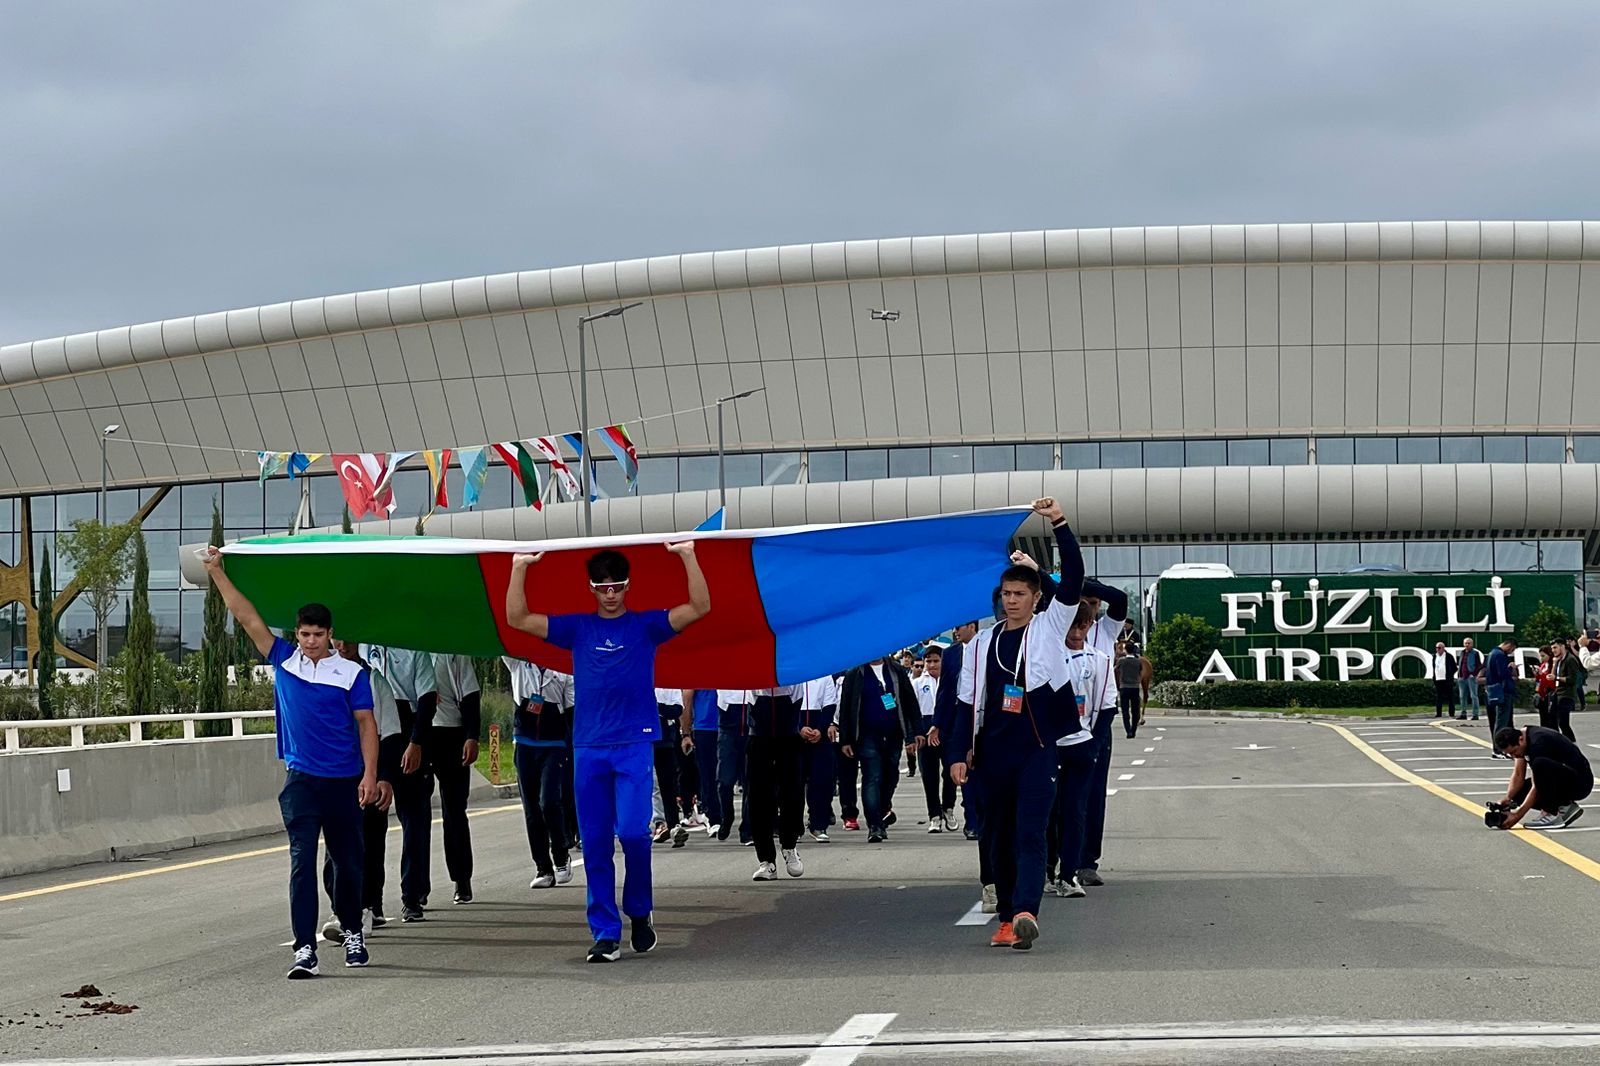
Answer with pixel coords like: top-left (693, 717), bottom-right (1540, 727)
top-left (1082, 707), bottom-right (1115, 872)
top-left (976, 742), bottom-right (1057, 923)
top-left (280, 770), bottom-right (364, 950)
top-left (693, 728), bottom-right (722, 827)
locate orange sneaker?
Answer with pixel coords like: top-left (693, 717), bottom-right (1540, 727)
top-left (1012, 912), bottom-right (1039, 950)
top-left (989, 921), bottom-right (1017, 947)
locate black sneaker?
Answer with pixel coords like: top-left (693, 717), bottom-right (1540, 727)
top-left (587, 938), bottom-right (622, 963)
top-left (1076, 868), bottom-right (1105, 887)
top-left (343, 929), bottom-right (370, 968)
top-left (884, 810), bottom-right (898, 827)
top-left (963, 828), bottom-right (979, 841)
top-left (453, 881), bottom-right (473, 905)
top-left (286, 945), bottom-right (319, 979)
top-left (630, 914), bottom-right (658, 954)
top-left (867, 830), bottom-right (886, 843)
top-left (401, 901), bottom-right (426, 923)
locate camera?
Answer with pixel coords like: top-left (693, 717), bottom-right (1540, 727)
top-left (1485, 800), bottom-right (1510, 828)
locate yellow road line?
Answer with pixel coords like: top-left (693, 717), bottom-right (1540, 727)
top-left (1430, 720), bottom-right (1492, 748)
top-left (1318, 722), bottom-right (1600, 884)
top-left (0, 802), bottom-right (520, 904)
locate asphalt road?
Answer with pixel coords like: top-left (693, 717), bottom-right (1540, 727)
top-left (4, 714), bottom-right (1600, 1065)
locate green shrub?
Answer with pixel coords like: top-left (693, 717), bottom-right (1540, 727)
top-left (1521, 600), bottom-right (1576, 652)
top-left (1150, 679), bottom-right (1440, 709)
top-left (1148, 613), bottom-right (1222, 682)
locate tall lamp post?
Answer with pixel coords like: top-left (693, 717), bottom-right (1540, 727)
top-left (578, 302), bottom-right (642, 536)
top-left (716, 387), bottom-right (766, 511)
top-left (97, 424), bottom-right (120, 714)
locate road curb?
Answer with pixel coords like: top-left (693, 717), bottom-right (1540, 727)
top-left (1147, 708), bottom-right (1443, 722)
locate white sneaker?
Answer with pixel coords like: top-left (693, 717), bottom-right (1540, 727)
top-left (751, 861), bottom-right (778, 881)
top-left (530, 871), bottom-right (556, 889)
top-left (809, 829), bottom-right (830, 843)
top-left (942, 811), bottom-right (961, 832)
top-left (554, 862), bottom-right (573, 885)
top-left (1558, 803), bottom-right (1584, 827)
top-left (927, 819), bottom-right (943, 834)
top-left (1062, 877), bottom-right (1087, 899)
top-left (981, 884), bottom-right (998, 914)
top-left (705, 822), bottom-right (720, 838)
top-left (783, 848), bottom-right (804, 877)
top-left (321, 916), bottom-right (344, 943)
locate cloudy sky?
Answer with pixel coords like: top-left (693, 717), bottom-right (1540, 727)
top-left (3, 2), bottom-right (1596, 345)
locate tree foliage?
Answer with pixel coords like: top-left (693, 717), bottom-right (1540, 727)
top-left (56, 518), bottom-right (136, 667)
top-left (36, 548), bottom-right (56, 718)
top-left (1520, 600), bottom-right (1577, 652)
top-left (200, 504), bottom-right (229, 718)
top-left (1148, 612), bottom-right (1222, 683)
top-left (125, 529), bottom-right (157, 715)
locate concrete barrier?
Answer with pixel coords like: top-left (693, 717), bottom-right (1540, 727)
top-left (0, 739), bottom-right (500, 878)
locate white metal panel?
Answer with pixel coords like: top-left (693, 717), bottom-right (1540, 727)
top-left (490, 314), bottom-right (536, 376)
top-left (1376, 345), bottom-right (1411, 428)
top-left (1316, 464), bottom-right (1354, 533)
top-left (792, 353), bottom-right (834, 443)
top-left (953, 355), bottom-right (993, 438)
top-left (728, 362), bottom-right (771, 444)
top-left (1504, 344), bottom-right (1541, 427)
top-left (237, 347), bottom-right (278, 393)
top-left (1476, 264), bottom-right (1513, 344)
top-left (904, 474), bottom-right (941, 519)
top-left (1143, 348), bottom-right (1182, 432)
top-left (1343, 345), bottom-right (1379, 429)
top-left (1014, 273), bottom-right (1051, 352)
top-left (301, 338), bottom-right (342, 390)
top-left (1212, 347), bottom-right (1246, 430)
top-left (1143, 467), bottom-right (1182, 531)
top-left (1073, 468), bottom-right (1112, 531)
top-left (374, 383), bottom-right (422, 449)
top-left (890, 354), bottom-right (932, 441)
top-left (980, 274), bottom-right (1020, 353)
top-left (1145, 268), bottom-right (1180, 349)
top-left (649, 300), bottom-right (696, 369)
top-left (1524, 462), bottom-right (1565, 528)
top-left (103, 365), bottom-right (151, 405)
top-left (1386, 464), bottom-right (1423, 530)
top-left (823, 359), bottom-right (867, 442)
top-left (152, 402), bottom-right (210, 478)
top-left (1377, 263), bottom-right (1411, 344)
top-left (1411, 264), bottom-right (1445, 344)
top-left (1280, 467), bottom-right (1321, 533)
top-left (10, 382), bottom-right (49, 414)
top-left (1212, 266), bottom-right (1245, 347)
top-left (816, 284), bottom-right (858, 360)
top-left (345, 386), bottom-right (392, 450)
top-left (1177, 467), bottom-right (1216, 533)
top-left (442, 378), bottom-right (488, 445)
top-left (1117, 349), bottom-right (1153, 432)
top-left (365, 331), bottom-right (409, 383)
top-left (1541, 343), bottom-right (1579, 425)
top-left (879, 279), bottom-right (923, 357)
top-left (985, 351), bottom-right (1025, 434)
top-left (1244, 466), bottom-right (1285, 534)
top-left (856, 356), bottom-right (896, 439)
top-left (1509, 263), bottom-right (1547, 342)
top-left (749, 289), bottom-right (794, 364)
top-left (1311, 265), bottom-right (1345, 344)
top-left (1019, 351), bottom-right (1055, 436)
top-left (429, 323), bottom-right (471, 379)
top-left (537, 370), bottom-right (581, 443)
top-left (1407, 344), bottom-right (1444, 428)
top-left (460, 318), bottom-right (506, 378)
top-left (396, 327), bottom-right (441, 382)
top-left (1180, 347), bottom-right (1216, 431)
top-left (1177, 267), bottom-right (1213, 347)
top-left (503, 376), bottom-right (549, 449)
top-left (1454, 465), bottom-right (1493, 528)
top-left (1544, 264), bottom-right (1580, 343)
top-left (1045, 272), bottom-right (1085, 351)
top-left (948, 276), bottom-right (986, 354)
top-left (73, 370), bottom-right (117, 409)
top-left (138, 361), bottom-right (184, 403)
top-left (1350, 466), bottom-right (1389, 529)
top-left (719, 291), bottom-right (760, 363)
top-left (1279, 346), bottom-right (1312, 428)
top-left (685, 293), bottom-right (729, 364)
top-left (1443, 263), bottom-right (1479, 344)
top-left (310, 389), bottom-right (360, 452)
top-left (1489, 463), bottom-right (1528, 527)
top-left (1557, 464), bottom-right (1599, 529)
top-left (1083, 349), bottom-right (1120, 433)
top-left (783, 286), bottom-right (825, 360)
top-left (848, 281), bottom-right (889, 358)
top-left (1112, 270), bottom-right (1148, 348)
top-left (120, 404), bottom-right (176, 478)
top-left (1110, 468), bottom-right (1147, 535)
top-left (1472, 344), bottom-right (1511, 427)
top-left (770, 482), bottom-right (810, 528)
top-left (43, 377), bottom-right (84, 411)
top-left (1277, 265), bottom-right (1311, 345)
top-left (1079, 270), bottom-right (1115, 349)
top-left (1440, 344), bottom-right (1476, 425)
top-left (1346, 264), bottom-right (1378, 344)
top-left (1051, 350), bottom-right (1089, 435)
top-left (1244, 266), bottom-right (1277, 346)
top-left (836, 480), bottom-right (874, 524)
top-left (1244, 347), bottom-right (1279, 429)
top-left (1213, 467), bottom-right (1252, 533)
top-left (1576, 265), bottom-right (1600, 341)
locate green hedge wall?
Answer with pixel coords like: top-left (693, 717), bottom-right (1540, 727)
top-left (1149, 678), bottom-right (1470, 709)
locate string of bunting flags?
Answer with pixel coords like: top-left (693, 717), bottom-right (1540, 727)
top-left (255, 423), bottom-right (640, 521)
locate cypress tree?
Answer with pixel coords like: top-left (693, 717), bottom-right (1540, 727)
top-left (200, 503), bottom-right (229, 722)
top-left (36, 548), bottom-right (55, 719)
top-left (125, 529), bottom-right (156, 715)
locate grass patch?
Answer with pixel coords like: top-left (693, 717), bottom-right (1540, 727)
top-left (474, 743), bottom-right (517, 785)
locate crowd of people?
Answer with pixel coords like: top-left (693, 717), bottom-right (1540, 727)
top-left (201, 496), bottom-right (1158, 975)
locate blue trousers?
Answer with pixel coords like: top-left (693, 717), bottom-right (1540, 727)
top-left (716, 726), bottom-right (749, 843)
top-left (574, 743), bottom-right (655, 942)
top-left (1083, 708), bottom-right (1115, 872)
top-left (976, 742), bottom-right (1056, 923)
top-left (693, 729), bottom-right (722, 827)
top-left (1048, 741), bottom-right (1098, 880)
top-left (1457, 677), bottom-right (1482, 717)
top-left (800, 736), bottom-right (836, 832)
top-left (280, 770), bottom-right (364, 951)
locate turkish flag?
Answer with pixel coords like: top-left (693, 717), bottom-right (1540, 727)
top-left (333, 453), bottom-right (394, 520)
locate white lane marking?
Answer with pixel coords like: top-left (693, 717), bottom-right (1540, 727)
top-left (1397, 756), bottom-right (1494, 762)
top-left (1156, 727), bottom-right (1166, 732)
top-left (1546, 826), bottom-right (1600, 833)
top-left (1407, 766), bottom-right (1507, 773)
top-left (1131, 759), bottom-right (1147, 766)
top-left (1144, 747), bottom-right (1156, 753)
top-left (1117, 773), bottom-right (1135, 781)
top-left (1117, 782), bottom-right (1408, 791)
top-left (1233, 744), bottom-right (1274, 750)
top-left (803, 1012), bottom-right (897, 1066)
top-left (1433, 780), bottom-right (1517, 785)
top-left (955, 901), bottom-right (994, 926)
top-left (1105, 788), bottom-right (1119, 796)
top-left (1376, 745), bottom-right (1482, 752)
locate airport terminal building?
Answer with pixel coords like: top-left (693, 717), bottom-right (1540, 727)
top-left (3, 220), bottom-right (1600, 667)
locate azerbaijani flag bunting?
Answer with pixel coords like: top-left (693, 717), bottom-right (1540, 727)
top-left (491, 441), bottom-right (543, 510)
top-left (598, 424), bottom-right (638, 487)
top-left (212, 508), bottom-right (1028, 688)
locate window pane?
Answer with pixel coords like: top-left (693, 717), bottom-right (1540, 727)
top-left (1495, 541), bottom-right (1538, 571)
top-left (388, 469), bottom-right (428, 516)
top-left (1142, 441), bottom-right (1183, 468)
top-left (1440, 436), bottom-right (1483, 463)
top-left (1101, 442), bottom-right (1141, 468)
top-left (141, 530), bottom-right (181, 590)
top-left (808, 451), bottom-right (845, 483)
top-left (931, 446), bottom-right (973, 475)
top-left (724, 454), bottom-right (761, 489)
top-left (1527, 435), bottom-right (1565, 463)
top-left (57, 492), bottom-right (97, 529)
top-left (1575, 436), bottom-right (1600, 463)
top-left (637, 457), bottom-right (678, 495)
top-left (308, 476), bottom-right (344, 528)
top-left (0, 532), bottom-right (13, 567)
top-left (1140, 545), bottom-right (1183, 575)
top-left (592, 458), bottom-right (628, 498)
top-left (1228, 439), bottom-right (1270, 466)
top-left (1360, 542), bottom-right (1405, 568)
top-left (479, 464), bottom-right (514, 509)
top-left (1482, 436), bottom-right (1525, 463)
top-left (60, 600), bottom-right (96, 661)
top-left (1015, 444), bottom-right (1053, 471)
top-left (1541, 540), bottom-right (1582, 571)
top-left (1061, 442), bottom-right (1100, 469)
top-left (1450, 540), bottom-right (1495, 571)
top-left (105, 488), bottom-right (141, 524)
top-left (1397, 437), bottom-right (1440, 464)
top-left (29, 495), bottom-right (56, 531)
top-left (762, 453), bottom-right (802, 486)
top-left (888, 447), bottom-right (930, 478)
top-left (678, 456), bottom-right (716, 492)
top-left (264, 480), bottom-right (300, 532)
top-left (1096, 546), bottom-right (1139, 574)
top-left (1185, 440), bottom-right (1226, 467)
top-left (1353, 437), bottom-right (1397, 465)
top-left (1229, 545), bottom-right (1272, 573)
top-left (149, 590), bottom-right (181, 660)
top-left (1182, 545), bottom-right (1229, 565)
top-left (180, 589), bottom-right (204, 652)
top-left (1316, 437), bottom-right (1355, 464)
top-left (846, 450), bottom-right (887, 480)
top-left (223, 480), bottom-right (265, 526)
top-left (1316, 542), bottom-right (1360, 572)
top-left (1273, 543), bottom-right (1316, 573)
top-left (973, 445), bottom-right (1014, 473)
top-left (1270, 438), bottom-right (1308, 466)
top-left (181, 484), bottom-right (221, 528)
top-left (1405, 541), bottom-right (1449, 571)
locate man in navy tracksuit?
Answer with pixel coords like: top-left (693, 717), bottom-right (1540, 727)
top-left (686, 689), bottom-right (723, 835)
top-left (1078, 577), bottom-right (1129, 888)
top-left (716, 689), bottom-right (752, 843)
top-left (800, 675), bottom-right (840, 841)
top-left (745, 686), bottom-right (807, 881)
top-left (948, 496), bottom-right (1085, 952)
top-left (838, 657), bottom-right (920, 842)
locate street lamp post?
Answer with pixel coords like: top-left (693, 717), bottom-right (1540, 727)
top-left (97, 424), bottom-right (120, 715)
top-left (577, 302), bottom-right (642, 536)
top-left (716, 387), bottom-right (767, 511)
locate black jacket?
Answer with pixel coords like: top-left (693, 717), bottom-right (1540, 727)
top-left (837, 660), bottom-right (920, 746)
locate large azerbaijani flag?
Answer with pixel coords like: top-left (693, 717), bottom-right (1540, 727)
top-left (215, 508), bottom-right (1030, 688)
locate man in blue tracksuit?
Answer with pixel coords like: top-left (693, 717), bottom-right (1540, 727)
top-left (506, 544), bottom-right (710, 963)
top-left (685, 689), bottom-right (723, 834)
top-left (948, 497), bottom-right (1085, 952)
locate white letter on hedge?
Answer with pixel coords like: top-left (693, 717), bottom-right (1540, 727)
top-left (1196, 650), bottom-right (1236, 682)
top-left (1222, 593), bottom-right (1263, 636)
top-left (1487, 577), bottom-right (1514, 632)
top-left (1380, 645), bottom-right (1433, 680)
top-left (1323, 589), bottom-right (1373, 634)
top-left (1439, 588), bottom-right (1490, 632)
top-left (1282, 648), bottom-right (1320, 681)
top-left (1377, 587), bottom-right (1433, 632)
top-left (1249, 647), bottom-right (1275, 681)
top-left (1332, 647), bottom-right (1375, 681)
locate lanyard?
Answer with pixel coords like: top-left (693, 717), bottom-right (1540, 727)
top-left (994, 621), bottom-right (1031, 688)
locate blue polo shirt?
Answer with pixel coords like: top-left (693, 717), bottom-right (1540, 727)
top-left (270, 637), bottom-right (373, 778)
top-left (692, 689), bottom-right (719, 732)
top-left (546, 609), bottom-right (678, 747)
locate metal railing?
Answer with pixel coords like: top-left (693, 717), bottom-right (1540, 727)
top-left (0, 711), bottom-right (277, 754)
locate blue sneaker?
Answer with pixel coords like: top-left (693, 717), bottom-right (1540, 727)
top-left (286, 945), bottom-right (318, 979)
top-left (343, 929), bottom-right (370, 968)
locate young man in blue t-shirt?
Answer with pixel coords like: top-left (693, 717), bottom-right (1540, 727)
top-left (505, 543), bottom-right (710, 962)
top-left (202, 548), bottom-right (379, 979)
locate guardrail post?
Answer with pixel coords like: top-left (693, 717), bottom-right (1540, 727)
top-left (232, 716), bottom-right (244, 738)
top-left (183, 719), bottom-right (196, 741)
top-left (130, 720), bottom-right (143, 743)
top-left (4, 726), bottom-right (17, 752)
top-left (70, 725), bottom-right (85, 748)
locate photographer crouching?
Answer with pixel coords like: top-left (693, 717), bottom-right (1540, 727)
top-left (1487, 726), bottom-right (1593, 830)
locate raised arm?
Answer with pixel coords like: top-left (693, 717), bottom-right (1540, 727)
top-left (201, 547), bottom-right (275, 657)
top-left (1083, 578), bottom-right (1129, 621)
top-left (664, 541), bottom-right (710, 632)
top-left (505, 553), bottom-right (550, 640)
